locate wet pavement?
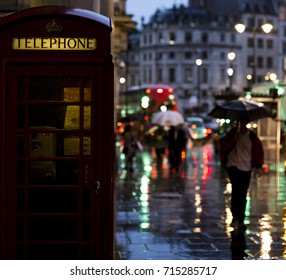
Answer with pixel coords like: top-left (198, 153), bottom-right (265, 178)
top-left (115, 140), bottom-right (286, 260)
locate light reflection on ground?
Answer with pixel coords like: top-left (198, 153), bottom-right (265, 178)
top-left (115, 140), bottom-right (286, 260)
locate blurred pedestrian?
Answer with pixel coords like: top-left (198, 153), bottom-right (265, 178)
top-left (167, 125), bottom-right (188, 173)
top-left (153, 126), bottom-right (168, 170)
top-left (220, 121), bottom-right (264, 231)
top-left (122, 125), bottom-right (137, 172)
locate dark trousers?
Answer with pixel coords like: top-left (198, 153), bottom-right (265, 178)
top-left (227, 166), bottom-right (252, 223)
top-left (155, 148), bottom-right (165, 170)
top-left (168, 148), bottom-right (182, 172)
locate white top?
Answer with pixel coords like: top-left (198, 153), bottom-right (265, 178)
top-left (227, 130), bottom-right (252, 171)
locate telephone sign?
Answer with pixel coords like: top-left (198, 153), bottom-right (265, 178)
top-left (13, 37), bottom-right (97, 50)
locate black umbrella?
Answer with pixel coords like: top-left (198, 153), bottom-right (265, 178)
top-left (208, 99), bottom-right (272, 122)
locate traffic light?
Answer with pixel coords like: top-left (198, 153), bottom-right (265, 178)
top-left (269, 87), bottom-right (278, 99)
top-left (243, 87), bottom-right (252, 99)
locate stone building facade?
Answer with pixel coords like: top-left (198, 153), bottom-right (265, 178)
top-left (125, 0), bottom-right (284, 115)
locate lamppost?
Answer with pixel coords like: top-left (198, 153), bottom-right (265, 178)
top-left (227, 51), bottom-right (236, 92)
top-left (235, 21), bottom-right (273, 86)
top-left (119, 76), bottom-right (127, 115)
top-left (195, 58), bottom-right (202, 107)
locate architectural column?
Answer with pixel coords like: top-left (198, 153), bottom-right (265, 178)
top-left (99, 0), bottom-right (113, 18)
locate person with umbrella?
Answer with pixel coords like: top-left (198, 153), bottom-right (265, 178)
top-left (220, 120), bottom-right (264, 231)
top-left (209, 99), bottom-right (271, 231)
top-left (167, 124), bottom-right (188, 174)
top-left (151, 110), bottom-right (188, 173)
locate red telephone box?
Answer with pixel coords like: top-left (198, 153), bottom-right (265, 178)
top-left (0, 6), bottom-right (114, 259)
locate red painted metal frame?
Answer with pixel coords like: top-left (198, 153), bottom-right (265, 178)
top-left (0, 6), bottom-right (114, 259)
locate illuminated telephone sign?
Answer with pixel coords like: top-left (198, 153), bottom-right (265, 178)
top-left (12, 37), bottom-right (97, 50)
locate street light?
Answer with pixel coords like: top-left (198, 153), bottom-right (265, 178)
top-left (227, 51), bottom-right (236, 92)
top-left (265, 72), bottom-right (277, 82)
top-left (119, 76), bottom-right (127, 115)
top-left (195, 58), bottom-right (202, 107)
top-left (235, 21), bottom-right (273, 85)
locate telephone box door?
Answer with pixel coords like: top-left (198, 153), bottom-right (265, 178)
top-left (3, 63), bottom-right (113, 259)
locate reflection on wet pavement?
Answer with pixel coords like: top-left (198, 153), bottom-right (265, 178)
top-left (115, 142), bottom-right (286, 260)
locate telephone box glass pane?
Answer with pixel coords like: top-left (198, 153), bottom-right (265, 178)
top-left (28, 217), bottom-right (78, 240)
top-left (84, 106), bottom-right (91, 129)
top-left (29, 76), bottom-right (80, 101)
top-left (28, 189), bottom-right (79, 213)
top-left (29, 160), bottom-right (80, 185)
top-left (64, 87), bottom-right (91, 101)
top-left (63, 134), bottom-right (91, 156)
top-left (64, 105), bottom-right (80, 129)
top-left (29, 105), bottom-right (67, 129)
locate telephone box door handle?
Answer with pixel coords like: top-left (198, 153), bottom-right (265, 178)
top-left (94, 181), bottom-right (101, 194)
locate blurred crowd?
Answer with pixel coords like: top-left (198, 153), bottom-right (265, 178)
top-left (119, 122), bottom-right (192, 173)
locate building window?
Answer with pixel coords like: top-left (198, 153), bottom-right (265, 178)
top-left (130, 73), bottom-right (136, 87)
top-left (220, 67), bottom-right (226, 83)
top-left (257, 38), bottom-right (263, 48)
top-left (143, 68), bottom-right (147, 84)
top-left (185, 32), bottom-right (192, 43)
top-left (157, 68), bottom-right (162, 83)
top-left (257, 56), bottom-right (263, 68)
top-left (247, 37), bottom-right (254, 48)
top-left (169, 67), bottom-right (176, 83)
top-left (169, 52), bottom-right (175, 59)
top-left (230, 34), bottom-right (236, 43)
top-left (202, 68), bottom-right (208, 84)
top-left (266, 39), bottom-right (273, 49)
top-left (169, 32), bottom-right (176, 44)
top-left (156, 52), bottom-right (162, 60)
top-left (220, 33), bottom-right (225, 42)
top-left (148, 68), bottom-right (152, 83)
top-left (201, 32), bottom-right (208, 43)
top-left (185, 89), bottom-right (192, 97)
top-left (185, 51), bottom-right (192, 59)
top-left (248, 17), bottom-right (255, 27)
top-left (201, 51), bottom-right (208, 59)
top-left (158, 32), bottom-right (164, 43)
top-left (185, 67), bottom-right (193, 82)
top-left (266, 57), bottom-right (273, 68)
top-left (202, 89), bottom-right (208, 98)
top-left (247, 55), bottom-right (254, 68)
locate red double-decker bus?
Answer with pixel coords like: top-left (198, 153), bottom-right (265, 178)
top-left (119, 84), bottom-right (178, 120)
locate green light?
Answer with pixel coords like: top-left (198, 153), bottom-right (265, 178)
top-left (278, 87), bottom-right (285, 96)
top-left (245, 91), bottom-right (251, 99)
top-left (273, 82), bottom-right (285, 96)
top-left (141, 96), bottom-right (150, 103)
top-left (141, 96), bottom-right (150, 109)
